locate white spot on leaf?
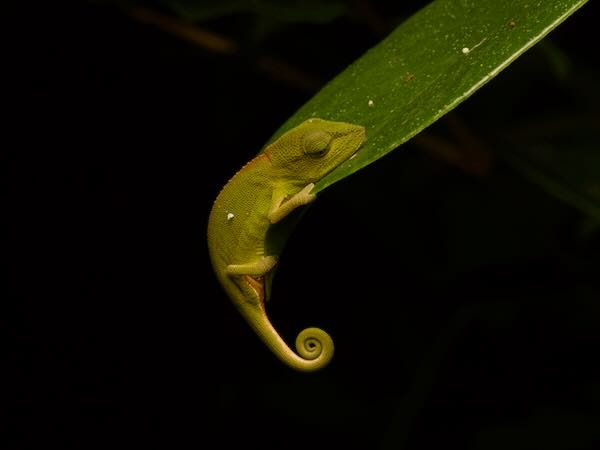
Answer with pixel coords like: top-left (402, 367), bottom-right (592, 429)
top-left (462, 38), bottom-right (487, 56)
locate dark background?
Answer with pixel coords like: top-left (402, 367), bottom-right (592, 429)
top-left (9, 1), bottom-right (599, 449)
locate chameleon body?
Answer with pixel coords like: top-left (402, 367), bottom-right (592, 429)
top-left (207, 118), bottom-right (365, 371)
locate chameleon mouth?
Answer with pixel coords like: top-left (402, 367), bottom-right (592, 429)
top-left (347, 125), bottom-right (366, 155)
top-left (349, 131), bottom-right (366, 160)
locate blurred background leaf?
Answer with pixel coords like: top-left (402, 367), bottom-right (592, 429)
top-left (163, 0), bottom-right (348, 24)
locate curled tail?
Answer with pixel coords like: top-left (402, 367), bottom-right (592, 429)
top-left (294, 327), bottom-right (334, 368)
top-left (237, 302), bottom-right (334, 372)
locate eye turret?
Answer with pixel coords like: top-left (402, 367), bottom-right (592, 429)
top-left (302, 130), bottom-right (332, 158)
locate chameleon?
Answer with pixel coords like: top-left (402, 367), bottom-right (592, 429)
top-left (207, 118), bottom-right (365, 371)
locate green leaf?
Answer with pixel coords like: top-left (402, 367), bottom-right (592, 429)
top-left (261, 0), bottom-right (589, 295)
top-left (267, 0), bottom-right (589, 192)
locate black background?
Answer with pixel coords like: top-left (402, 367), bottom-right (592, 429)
top-left (8, 1), bottom-right (599, 449)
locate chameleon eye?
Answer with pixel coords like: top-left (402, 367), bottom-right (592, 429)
top-left (302, 130), bottom-right (332, 158)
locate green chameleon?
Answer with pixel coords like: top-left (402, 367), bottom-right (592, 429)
top-left (207, 118), bottom-right (366, 371)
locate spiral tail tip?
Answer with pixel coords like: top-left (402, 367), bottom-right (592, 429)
top-left (295, 326), bottom-right (334, 370)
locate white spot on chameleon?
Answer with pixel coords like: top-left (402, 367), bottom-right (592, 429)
top-left (226, 212), bottom-right (235, 221)
top-left (368, 99), bottom-right (375, 107)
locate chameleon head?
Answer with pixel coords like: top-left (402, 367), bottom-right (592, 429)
top-left (266, 118), bottom-right (366, 182)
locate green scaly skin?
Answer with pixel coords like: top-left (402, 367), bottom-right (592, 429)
top-left (207, 118), bottom-right (365, 371)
